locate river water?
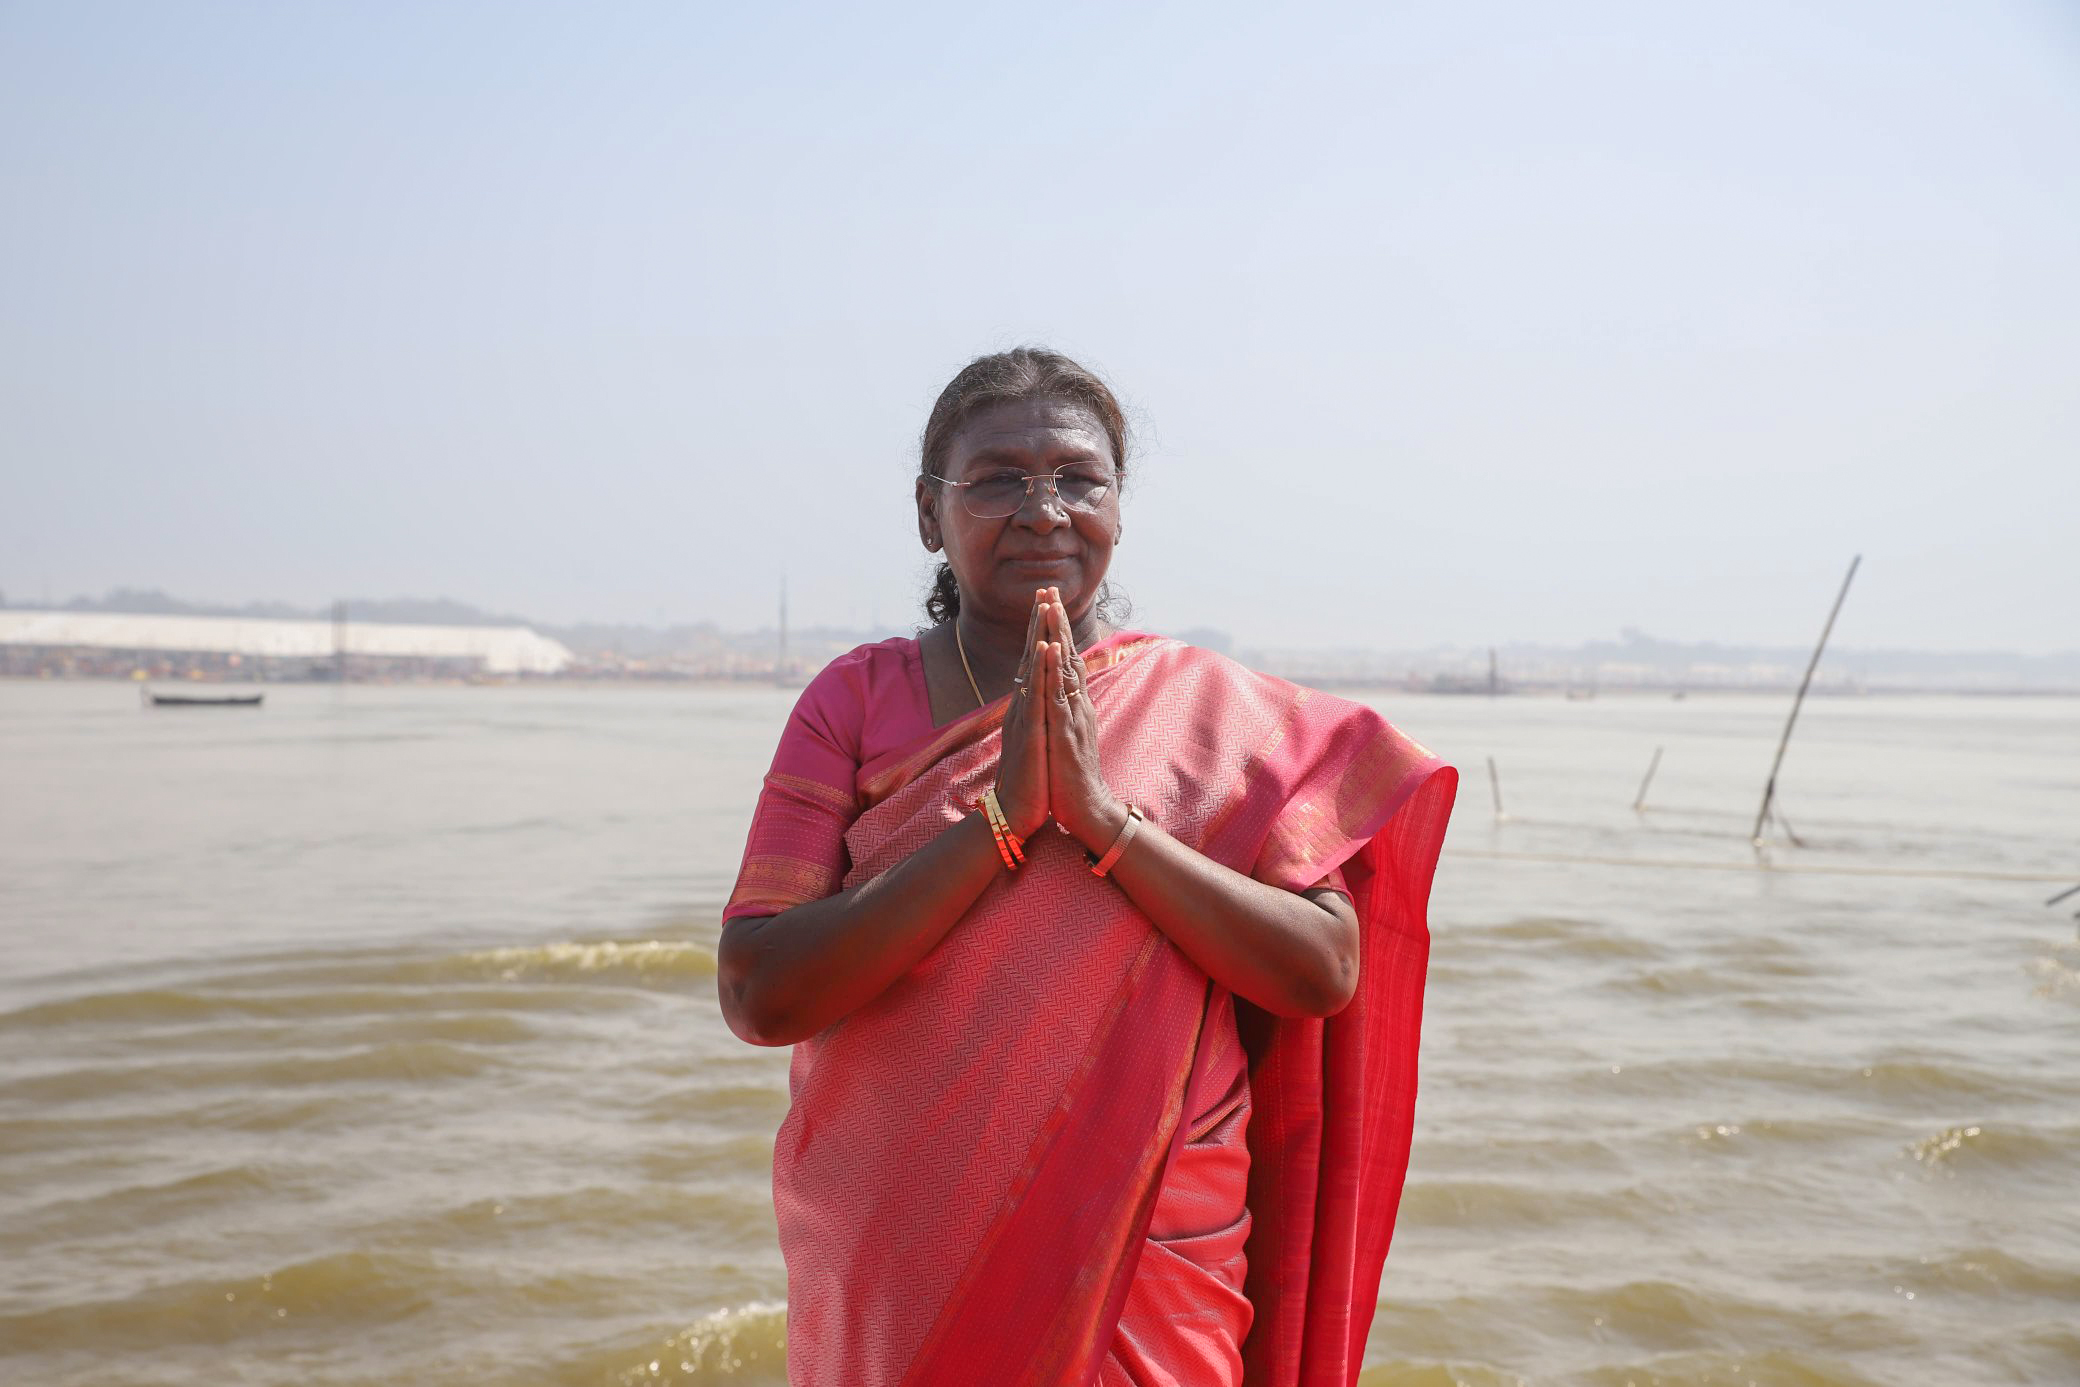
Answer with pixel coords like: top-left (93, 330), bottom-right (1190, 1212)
top-left (2, 680), bottom-right (2075, 1386)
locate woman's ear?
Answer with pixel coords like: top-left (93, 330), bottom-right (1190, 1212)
top-left (915, 477), bottom-right (942, 552)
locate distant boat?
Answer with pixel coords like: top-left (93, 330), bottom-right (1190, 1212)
top-left (144, 690), bottom-right (264, 708)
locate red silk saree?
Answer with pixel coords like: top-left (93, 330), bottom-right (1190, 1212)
top-left (724, 632), bottom-right (1456, 1386)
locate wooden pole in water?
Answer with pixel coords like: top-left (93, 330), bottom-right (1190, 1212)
top-left (1487, 756), bottom-right (1505, 822)
top-left (1752, 555), bottom-right (1860, 846)
top-left (1633, 746), bottom-right (1663, 812)
top-left (2046, 883), bottom-right (2080, 907)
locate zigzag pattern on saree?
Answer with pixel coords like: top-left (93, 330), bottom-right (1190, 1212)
top-left (780, 643), bottom-right (1295, 1382)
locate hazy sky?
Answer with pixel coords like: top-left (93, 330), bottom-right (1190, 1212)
top-left (4, 1), bottom-right (2075, 652)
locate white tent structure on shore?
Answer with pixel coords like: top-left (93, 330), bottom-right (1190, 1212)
top-left (0, 610), bottom-right (574, 675)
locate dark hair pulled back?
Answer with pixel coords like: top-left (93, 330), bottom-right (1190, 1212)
top-left (920, 346), bottom-right (1131, 625)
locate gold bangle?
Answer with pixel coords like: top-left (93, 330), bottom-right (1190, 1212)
top-left (980, 788), bottom-right (1023, 869)
top-left (1089, 804), bottom-right (1145, 878)
top-left (988, 787), bottom-right (1026, 863)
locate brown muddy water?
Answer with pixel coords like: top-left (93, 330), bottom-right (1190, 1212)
top-left (1, 680), bottom-right (2075, 1386)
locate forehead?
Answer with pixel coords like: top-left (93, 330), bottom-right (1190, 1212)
top-left (946, 398), bottom-right (1112, 468)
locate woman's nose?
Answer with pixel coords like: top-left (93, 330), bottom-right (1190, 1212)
top-left (1014, 477), bottom-right (1069, 528)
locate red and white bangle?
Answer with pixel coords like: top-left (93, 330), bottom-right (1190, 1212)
top-left (1088, 804), bottom-right (1145, 878)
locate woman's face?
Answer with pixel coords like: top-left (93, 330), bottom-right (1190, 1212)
top-left (918, 398), bottom-right (1121, 625)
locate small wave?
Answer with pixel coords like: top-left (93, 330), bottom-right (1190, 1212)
top-left (2025, 950), bottom-right (2080, 1005)
top-left (0, 1249), bottom-right (439, 1352)
top-left (451, 939), bottom-right (718, 986)
top-left (1677, 1115), bottom-right (1884, 1150)
top-left (0, 982), bottom-right (631, 1029)
top-left (1355, 1363), bottom-right (1529, 1387)
top-left (1534, 1278), bottom-right (1854, 1355)
top-left (399, 1182), bottom-right (775, 1245)
top-left (1852, 1056), bottom-right (2027, 1103)
top-left (1892, 1246), bottom-right (2080, 1300)
top-left (0, 940), bottom-right (714, 1034)
top-left (1398, 1179), bottom-right (1633, 1231)
top-left (638, 1083), bottom-right (788, 1125)
top-left (1612, 1054), bottom-right (2034, 1106)
top-left (1567, 1348), bottom-right (1886, 1386)
top-left (13, 1163), bottom-right (291, 1241)
top-left (1605, 966), bottom-right (1729, 998)
top-left (1464, 917), bottom-right (1661, 960)
top-left (1903, 1122), bottom-right (2061, 1174)
top-left (0, 1040), bottom-right (496, 1103)
top-left (27, 1011), bottom-right (542, 1059)
top-left (212, 939), bottom-right (720, 990)
top-left (551, 1301), bottom-right (788, 1385)
top-left (636, 1134), bottom-right (777, 1183)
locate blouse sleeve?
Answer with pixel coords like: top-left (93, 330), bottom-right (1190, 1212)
top-left (722, 659), bottom-right (868, 922)
top-left (1308, 863), bottom-right (1352, 901)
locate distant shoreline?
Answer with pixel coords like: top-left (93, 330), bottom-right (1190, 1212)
top-left (8, 672), bottom-right (2077, 698)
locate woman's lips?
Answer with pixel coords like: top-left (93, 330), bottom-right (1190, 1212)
top-left (1006, 554), bottom-right (1078, 568)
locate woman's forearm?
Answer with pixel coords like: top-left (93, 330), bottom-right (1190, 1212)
top-left (1097, 809), bottom-right (1360, 1019)
top-left (717, 810), bottom-right (1009, 1046)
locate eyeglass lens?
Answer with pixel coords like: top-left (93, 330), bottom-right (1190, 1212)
top-left (961, 470), bottom-right (1114, 519)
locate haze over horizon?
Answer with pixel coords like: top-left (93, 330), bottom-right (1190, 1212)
top-left (5, 3), bottom-right (2076, 655)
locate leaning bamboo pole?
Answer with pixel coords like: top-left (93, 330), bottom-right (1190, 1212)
top-left (1752, 556), bottom-right (1861, 846)
top-left (1633, 746), bottom-right (1663, 812)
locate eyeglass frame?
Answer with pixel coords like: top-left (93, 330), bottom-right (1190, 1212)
top-left (923, 466), bottom-right (1120, 520)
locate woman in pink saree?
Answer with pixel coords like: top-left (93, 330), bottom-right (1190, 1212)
top-left (718, 348), bottom-right (1455, 1387)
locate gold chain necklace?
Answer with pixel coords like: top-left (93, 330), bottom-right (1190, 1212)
top-left (953, 620), bottom-right (987, 709)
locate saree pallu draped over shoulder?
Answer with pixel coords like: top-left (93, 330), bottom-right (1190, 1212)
top-left (749, 636), bottom-right (1456, 1387)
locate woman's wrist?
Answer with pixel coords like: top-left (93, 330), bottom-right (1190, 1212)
top-left (1065, 795), bottom-right (1131, 855)
top-left (995, 787), bottom-right (1048, 841)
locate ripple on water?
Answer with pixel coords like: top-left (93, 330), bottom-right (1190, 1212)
top-left (1890, 1245), bottom-right (2080, 1301)
top-left (1604, 966), bottom-right (1736, 999)
top-left (1458, 916), bottom-right (1664, 961)
top-left (638, 1083), bottom-right (788, 1127)
top-left (1985, 1321), bottom-right (2080, 1384)
top-left (9, 1162), bottom-right (299, 1244)
top-left (1676, 1115), bottom-right (1887, 1153)
top-left (368, 1183), bottom-right (776, 1251)
top-left (0, 1040), bottom-right (499, 1104)
top-left (30, 1011), bottom-right (546, 1062)
top-left (1900, 1121), bottom-right (2064, 1175)
top-left (0, 1249), bottom-right (441, 1352)
top-left (1370, 1279), bottom-right (1900, 1365)
top-left (0, 981), bottom-right (636, 1029)
top-left (1397, 1179), bottom-right (1666, 1234)
top-left (1355, 1363), bottom-right (1530, 1386)
top-left (0, 939), bottom-right (715, 1036)
top-left (635, 1134), bottom-right (777, 1184)
top-left (215, 938), bottom-right (721, 990)
top-left (550, 1301), bottom-right (789, 1386)
top-left (2024, 948), bottom-right (2080, 1005)
top-left (1608, 1053), bottom-right (2041, 1108)
top-left (1568, 1348), bottom-right (1886, 1386)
